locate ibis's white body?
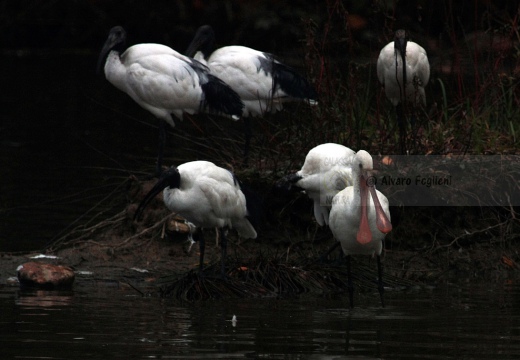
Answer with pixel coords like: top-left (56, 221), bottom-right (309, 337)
top-left (186, 25), bottom-right (317, 118)
top-left (293, 143), bottom-right (356, 226)
top-left (377, 40), bottom-right (430, 107)
top-left (163, 161), bottom-right (257, 239)
top-left (104, 43), bottom-right (210, 127)
top-left (194, 46), bottom-right (290, 116)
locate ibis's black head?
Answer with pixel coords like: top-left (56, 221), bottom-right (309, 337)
top-left (394, 29), bottom-right (408, 56)
top-left (97, 26), bottom-right (127, 74)
top-left (273, 173), bottom-right (304, 195)
top-left (394, 29), bottom-right (408, 84)
top-left (133, 167), bottom-right (181, 221)
top-left (185, 25), bottom-right (216, 59)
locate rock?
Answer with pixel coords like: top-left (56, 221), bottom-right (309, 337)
top-left (17, 262), bottom-right (75, 289)
top-left (167, 215), bottom-right (193, 234)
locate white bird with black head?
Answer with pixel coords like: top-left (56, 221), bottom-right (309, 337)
top-left (134, 161), bottom-right (258, 277)
top-left (185, 25), bottom-right (318, 160)
top-left (97, 26), bottom-right (244, 175)
top-left (377, 29), bottom-right (430, 153)
top-left (329, 150), bottom-right (392, 308)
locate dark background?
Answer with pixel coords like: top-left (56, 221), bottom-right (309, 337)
top-left (1, 0), bottom-right (518, 252)
top-left (3, 1), bottom-right (517, 57)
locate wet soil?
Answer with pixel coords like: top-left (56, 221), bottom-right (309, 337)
top-left (1, 228), bottom-right (517, 298)
top-left (0, 173), bottom-right (520, 291)
top-left (1, 176), bottom-right (518, 296)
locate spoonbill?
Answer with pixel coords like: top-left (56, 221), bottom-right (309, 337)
top-left (133, 161), bottom-right (257, 277)
top-left (185, 25), bottom-right (318, 160)
top-left (377, 29), bottom-right (430, 153)
top-left (328, 150), bottom-right (392, 308)
top-left (281, 143), bottom-right (356, 227)
top-left (97, 26), bottom-right (244, 175)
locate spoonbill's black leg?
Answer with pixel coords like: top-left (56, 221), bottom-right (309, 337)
top-left (377, 255), bottom-right (385, 308)
top-left (347, 255), bottom-right (354, 308)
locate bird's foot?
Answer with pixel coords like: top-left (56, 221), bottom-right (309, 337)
top-left (184, 238), bottom-right (196, 255)
top-left (183, 222), bottom-right (198, 254)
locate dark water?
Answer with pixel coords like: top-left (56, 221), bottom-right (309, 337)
top-left (2, 280), bottom-right (519, 359)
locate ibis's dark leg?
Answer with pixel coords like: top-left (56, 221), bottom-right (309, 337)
top-left (377, 255), bottom-right (385, 308)
top-left (198, 230), bottom-right (206, 275)
top-left (347, 255), bottom-right (354, 308)
top-left (156, 121), bottom-right (166, 177)
top-left (219, 228), bottom-right (228, 279)
top-left (396, 103), bottom-right (406, 154)
top-left (409, 112), bottom-right (417, 129)
top-left (410, 111), bottom-right (420, 153)
top-left (243, 117), bottom-right (252, 167)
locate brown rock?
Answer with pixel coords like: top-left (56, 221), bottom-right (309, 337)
top-left (167, 215), bottom-right (192, 234)
top-left (17, 262), bottom-right (75, 289)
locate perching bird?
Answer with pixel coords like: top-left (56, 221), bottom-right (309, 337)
top-left (97, 26), bottom-right (244, 175)
top-left (377, 29), bottom-right (430, 154)
top-left (281, 143), bottom-right (356, 227)
top-left (133, 161), bottom-right (258, 277)
top-left (328, 150), bottom-right (392, 308)
top-left (185, 25), bottom-right (318, 161)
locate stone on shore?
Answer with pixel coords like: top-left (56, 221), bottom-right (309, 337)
top-left (17, 262), bottom-right (75, 289)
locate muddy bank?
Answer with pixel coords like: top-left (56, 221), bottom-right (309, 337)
top-left (1, 175), bottom-right (518, 299)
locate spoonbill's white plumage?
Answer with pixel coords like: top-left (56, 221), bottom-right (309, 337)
top-left (185, 25), bottom-right (317, 161)
top-left (329, 150), bottom-right (392, 308)
top-left (282, 143), bottom-right (356, 227)
top-left (134, 161), bottom-right (257, 276)
top-left (98, 26), bottom-right (244, 174)
top-left (377, 29), bottom-right (430, 153)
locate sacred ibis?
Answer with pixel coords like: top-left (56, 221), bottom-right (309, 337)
top-left (97, 26), bottom-right (244, 175)
top-left (185, 25), bottom-right (318, 161)
top-left (134, 160), bottom-right (258, 277)
top-left (328, 150), bottom-right (392, 308)
top-left (377, 29), bottom-right (430, 153)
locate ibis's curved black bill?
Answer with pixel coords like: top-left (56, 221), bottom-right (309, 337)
top-left (134, 167), bottom-right (181, 221)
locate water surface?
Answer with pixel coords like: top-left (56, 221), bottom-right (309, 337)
top-left (2, 280), bottom-right (519, 359)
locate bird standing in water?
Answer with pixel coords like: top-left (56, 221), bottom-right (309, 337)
top-left (329, 150), bottom-right (392, 308)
